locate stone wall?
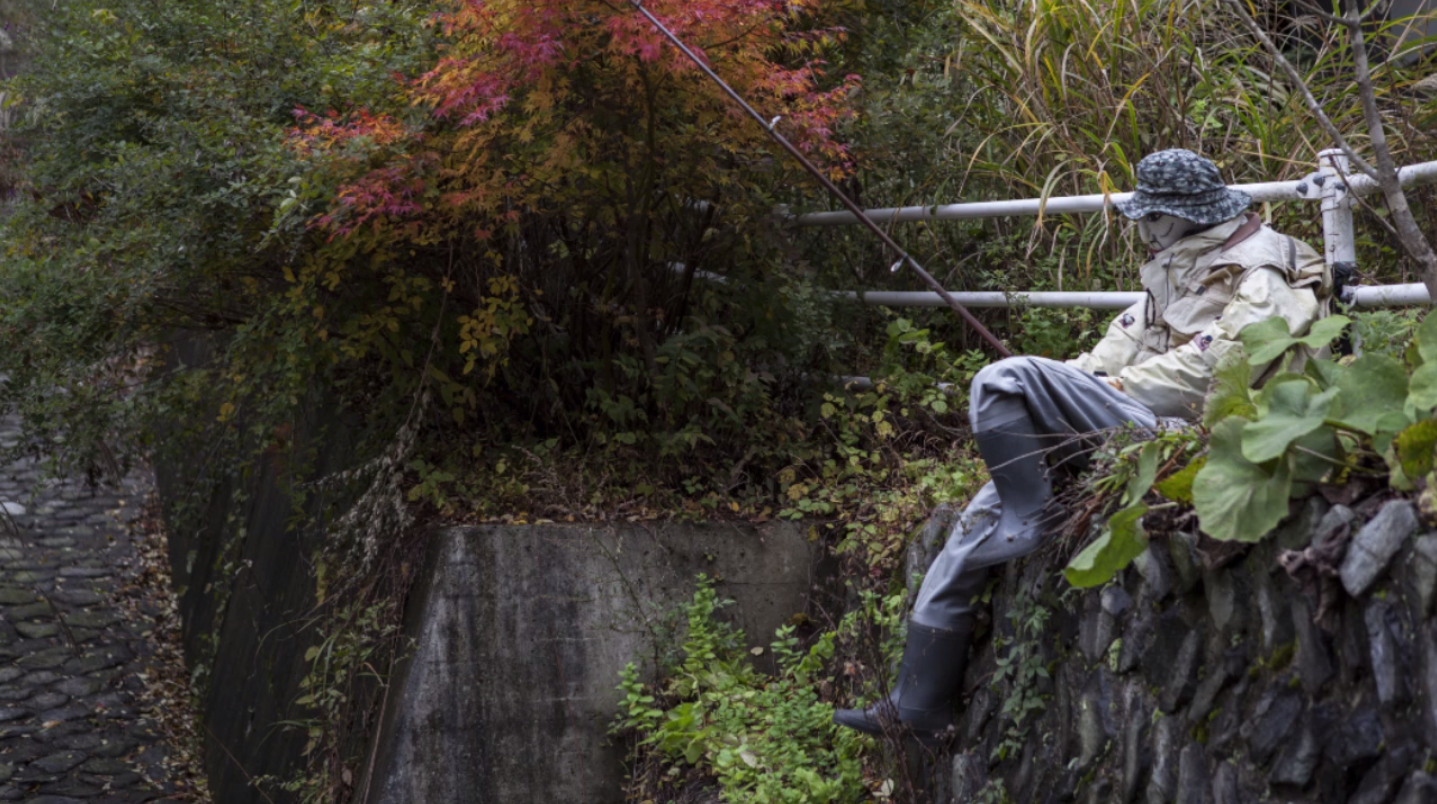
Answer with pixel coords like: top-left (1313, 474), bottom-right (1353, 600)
top-left (912, 495), bottom-right (1437, 804)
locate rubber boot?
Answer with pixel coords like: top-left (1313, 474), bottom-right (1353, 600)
top-left (974, 415), bottom-right (1055, 543)
top-left (833, 620), bottom-right (972, 741)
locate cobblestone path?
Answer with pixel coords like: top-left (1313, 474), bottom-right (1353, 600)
top-left (0, 421), bottom-right (183, 803)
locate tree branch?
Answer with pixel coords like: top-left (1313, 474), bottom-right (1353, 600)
top-left (1345, 0), bottom-right (1437, 302)
top-left (1220, 0), bottom-right (1379, 180)
top-left (1289, 0), bottom-right (1384, 26)
top-left (1224, 0), bottom-right (1437, 305)
top-left (1289, 0), bottom-right (1351, 27)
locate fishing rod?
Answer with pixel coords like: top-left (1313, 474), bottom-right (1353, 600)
top-left (628, 0), bottom-right (1012, 358)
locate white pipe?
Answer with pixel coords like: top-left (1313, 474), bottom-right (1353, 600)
top-left (1318, 149), bottom-right (1357, 270)
top-left (1346, 283), bottom-right (1431, 307)
top-left (1344, 159), bottom-right (1437, 198)
top-left (676, 260), bottom-right (1431, 309)
top-left (846, 284), bottom-right (1429, 309)
top-left (793, 159), bottom-right (1437, 227)
top-left (840, 290), bottom-right (1142, 309)
top-left (795, 181), bottom-right (1303, 226)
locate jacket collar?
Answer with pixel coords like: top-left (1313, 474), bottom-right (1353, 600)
top-left (1152, 214), bottom-right (1248, 264)
top-left (1141, 214), bottom-right (1250, 290)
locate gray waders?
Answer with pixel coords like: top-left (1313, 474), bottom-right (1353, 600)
top-left (834, 356), bottom-right (1159, 741)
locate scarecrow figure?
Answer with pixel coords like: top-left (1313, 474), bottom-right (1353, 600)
top-left (835, 149), bottom-right (1330, 741)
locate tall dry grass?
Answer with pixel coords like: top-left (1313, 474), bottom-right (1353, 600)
top-left (950, 0), bottom-right (1433, 187)
top-left (941, 0), bottom-right (1437, 279)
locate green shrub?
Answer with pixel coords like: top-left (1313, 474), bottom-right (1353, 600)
top-left (612, 576), bottom-right (869, 804)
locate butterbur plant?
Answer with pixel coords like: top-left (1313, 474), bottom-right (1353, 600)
top-left (1066, 310), bottom-right (1437, 588)
top-left (1191, 312), bottom-right (1437, 540)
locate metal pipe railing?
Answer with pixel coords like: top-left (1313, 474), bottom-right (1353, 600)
top-left (1346, 283), bottom-right (1432, 307)
top-left (798, 152), bottom-right (1437, 310)
top-left (841, 290), bottom-right (1142, 310)
top-left (678, 267), bottom-right (1434, 308)
top-left (841, 284), bottom-right (1432, 310)
top-left (793, 157), bottom-right (1437, 227)
top-left (794, 180), bottom-right (1302, 226)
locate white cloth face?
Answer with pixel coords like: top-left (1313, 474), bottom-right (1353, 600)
top-left (1136, 212), bottom-right (1204, 254)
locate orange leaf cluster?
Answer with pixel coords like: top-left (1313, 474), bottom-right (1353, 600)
top-left (293, 0), bottom-right (859, 240)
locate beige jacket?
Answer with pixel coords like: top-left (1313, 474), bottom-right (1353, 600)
top-left (1068, 213), bottom-right (1327, 420)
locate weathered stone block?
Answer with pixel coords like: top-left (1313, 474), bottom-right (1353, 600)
top-left (906, 504), bottom-right (958, 598)
top-left (1394, 771), bottom-right (1437, 804)
top-left (1405, 534), bottom-right (1437, 617)
top-left (949, 751), bottom-right (987, 803)
top-left (1243, 687), bottom-right (1302, 763)
top-left (1168, 532), bottom-right (1202, 596)
top-left (1103, 585), bottom-right (1133, 618)
top-left (1210, 760), bottom-right (1240, 804)
top-left (1269, 710), bottom-right (1321, 787)
top-left (1175, 742), bottom-right (1207, 804)
top-left (1159, 629), bottom-right (1203, 714)
top-left (1348, 749), bottom-right (1414, 804)
top-left (1365, 599), bottom-right (1409, 707)
top-left (1184, 646), bottom-right (1241, 729)
top-left (1342, 500), bottom-right (1419, 597)
top-left (1080, 588), bottom-right (1115, 664)
top-left (1317, 502), bottom-right (1356, 537)
top-left (1134, 545), bottom-right (1174, 603)
top-left (1324, 704), bottom-right (1382, 768)
top-left (1274, 495), bottom-right (1330, 552)
top-left (1290, 595), bottom-right (1334, 694)
top-left (1119, 605), bottom-right (1154, 674)
top-left (1143, 715), bottom-right (1179, 804)
top-left (1419, 620), bottom-right (1437, 746)
top-left (1120, 682), bottom-right (1152, 804)
top-left (1204, 567), bottom-right (1243, 636)
top-left (1255, 584), bottom-right (1296, 662)
top-left (962, 683), bottom-right (995, 748)
top-left (1074, 669), bottom-right (1116, 772)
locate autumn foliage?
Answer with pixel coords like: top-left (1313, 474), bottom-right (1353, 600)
top-left (295, 0), bottom-right (857, 238)
top-left (274, 0), bottom-right (862, 457)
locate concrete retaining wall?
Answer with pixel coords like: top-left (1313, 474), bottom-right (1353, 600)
top-left (151, 341), bottom-right (824, 804)
top-left (155, 337), bottom-right (360, 804)
top-left (365, 522), bottom-right (822, 804)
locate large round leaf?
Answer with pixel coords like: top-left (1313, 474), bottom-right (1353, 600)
top-left (1239, 315), bottom-right (1351, 365)
top-left (1064, 503), bottom-right (1148, 588)
top-left (1194, 417), bottom-right (1293, 543)
top-left (1332, 353), bottom-right (1409, 435)
top-left (1408, 363), bottom-right (1437, 412)
top-left (1395, 419), bottom-right (1437, 479)
top-left (1414, 309), bottom-right (1437, 366)
top-left (1241, 381), bottom-right (1338, 463)
top-left (1202, 350), bottom-right (1256, 428)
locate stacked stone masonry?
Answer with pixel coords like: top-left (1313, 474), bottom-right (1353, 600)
top-left (0, 416), bottom-right (180, 803)
top-left (911, 495), bottom-right (1437, 804)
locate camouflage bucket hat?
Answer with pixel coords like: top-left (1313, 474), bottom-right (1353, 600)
top-left (1115, 149), bottom-right (1251, 226)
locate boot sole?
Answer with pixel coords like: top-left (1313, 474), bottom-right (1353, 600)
top-left (833, 710), bottom-right (950, 745)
